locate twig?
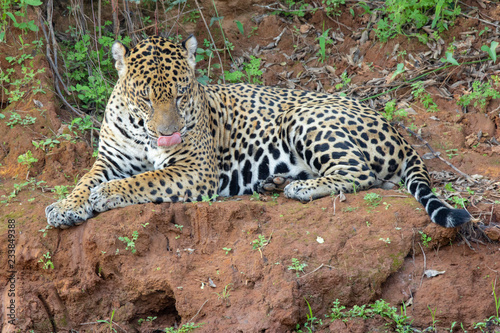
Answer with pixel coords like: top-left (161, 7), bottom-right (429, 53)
top-left (188, 299), bottom-right (209, 323)
top-left (460, 12), bottom-right (500, 29)
top-left (398, 123), bottom-right (476, 183)
top-left (194, 0), bottom-right (226, 84)
top-left (299, 263), bottom-right (335, 279)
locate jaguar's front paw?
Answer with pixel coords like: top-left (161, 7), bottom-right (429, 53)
top-left (45, 199), bottom-right (93, 228)
top-left (89, 181), bottom-right (127, 212)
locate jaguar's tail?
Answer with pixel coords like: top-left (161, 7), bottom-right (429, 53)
top-left (404, 156), bottom-right (470, 228)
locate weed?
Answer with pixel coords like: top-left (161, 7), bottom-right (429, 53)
top-left (322, 0), bottom-right (345, 17)
top-left (174, 224), bottom-right (184, 232)
top-left (411, 81), bottom-right (438, 112)
top-left (97, 309), bottom-right (117, 333)
top-left (164, 322), bottom-right (204, 333)
top-left (52, 185), bottom-right (69, 200)
top-left (316, 24), bottom-right (333, 63)
top-left (342, 206), bottom-right (358, 212)
top-left (419, 231), bottom-right (432, 247)
top-left (38, 251), bottom-right (54, 270)
top-left (379, 237), bottom-right (391, 245)
top-left (222, 247), bottom-right (232, 254)
top-left (250, 191), bottom-right (261, 201)
top-left (224, 56), bottom-right (262, 84)
top-left (481, 40), bottom-right (498, 63)
top-left (383, 100), bottom-right (408, 121)
top-left (201, 194), bottom-right (219, 205)
top-left (38, 225), bottom-right (53, 238)
top-left (364, 192), bottom-right (382, 207)
top-left (375, 0), bottom-right (461, 43)
top-left (428, 305), bottom-right (439, 330)
top-left (335, 72), bottom-right (351, 90)
top-left (118, 231), bottom-right (139, 254)
top-left (272, 193), bottom-right (279, 201)
top-left (68, 115), bottom-right (99, 135)
top-left (449, 195), bottom-right (468, 209)
top-left (32, 138), bottom-right (60, 151)
top-left (445, 148), bottom-right (458, 159)
top-left (328, 299), bottom-right (413, 332)
top-left (214, 283), bottom-right (232, 304)
top-left (5, 112), bottom-right (36, 128)
top-left (17, 150), bottom-right (37, 168)
top-left (444, 183), bottom-right (455, 192)
top-left (296, 297), bottom-right (323, 332)
top-left (288, 258), bottom-right (308, 277)
top-left (252, 234), bottom-right (270, 251)
top-left (138, 316), bottom-right (157, 325)
top-left (458, 79), bottom-right (500, 111)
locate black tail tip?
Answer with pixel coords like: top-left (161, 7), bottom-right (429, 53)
top-left (442, 209), bottom-right (471, 228)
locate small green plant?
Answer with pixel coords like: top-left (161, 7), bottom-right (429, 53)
top-left (322, 0), bottom-right (345, 17)
top-left (328, 299), bottom-right (413, 331)
top-left (364, 192), bottom-right (382, 207)
top-left (38, 251), bottom-right (54, 270)
top-left (97, 309), bottom-right (117, 333)
top-left (271, 0), bottom-right (310, 17)
top-left (32, 138), bottom-right (61, 151)
top-left (375, 0), bottom-right (461, 43)
top-left (411, 81), bottom-right (438, 112)
top-left (138, 316), bottom-right (157, 325)
top-left (214, 283), bottom-right (232, 304)
top-left (428, 305), bottom-right (439, 330)
top-left (444, 183), bottom-right (455, 192)
top-left (316, 25), bottom-right (333, 63)
top-left (17, 150), bottom-right (37, 168)
top-left (5, 112), bottom-right (36, 128)
top-left (252, 234), bottom-right (270, 251)
top-left (222, 247), bottom-right (232, 254)
top-left (335, 72), bottom-right (351, 90)
top-left (52, 185), bottom-right (69, 200)
top-left (271, 193), bottom-right (279, 201)
top-left (296, 297), bottom-right (323, 332)
top-left (445, 148), bottom-right (458, 159)
top-left (288, 258), bottom-right (308, 277)
top-left (224, 56), bottom-right (263, 84)
top-left (118, 230), bottom-right (139, 254)
top-left (419, 231), bottom-right (432, 247)
top-left (342, 206), bottom-right (358, 213)
top-left (379, 237), bottom-right (391, 245)
top-left (201, 193), bottom-right (219, 205)
top-left (38, 225), bottom-right (53, 238)
top-left (68, 115), bottom-right (99, 135)
top-left (458, 79), bottom-right (500, 111)
top-left (174, 224), bottom-right (184, 232)
top-left (449, 195), bottom-right (468, 209)
top-left (163, 322), bottom-right (204, 333)
top-left (250, 191), bottom-right (261, 201)
top-left (383, 100), bottom-right (408, 121)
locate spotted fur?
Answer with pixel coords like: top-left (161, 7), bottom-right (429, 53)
top-left (46, 36), bottom-right (470, 228)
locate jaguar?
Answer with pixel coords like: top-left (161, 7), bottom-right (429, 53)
top-left (46, 35), bottom-right (470, 229)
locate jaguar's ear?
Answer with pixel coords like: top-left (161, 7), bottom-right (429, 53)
top-left (112, 41), bottom-right (129, 78)
top-left (181, 34), bottom-right (197, 71)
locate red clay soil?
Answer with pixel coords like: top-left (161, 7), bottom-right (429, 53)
top-left (1, 0), bottom-right (500, 332)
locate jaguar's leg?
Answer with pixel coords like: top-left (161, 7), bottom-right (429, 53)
top-left (89, 164), bottom-right (217, 212)
top-left (46, 158), bottom-right (132, 228)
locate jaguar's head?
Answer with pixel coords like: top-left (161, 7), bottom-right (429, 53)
top-left (112, 35), bottom-right (198, 147)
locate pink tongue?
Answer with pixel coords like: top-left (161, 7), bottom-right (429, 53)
top-left (157, 132), bottom-right (182, 147)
